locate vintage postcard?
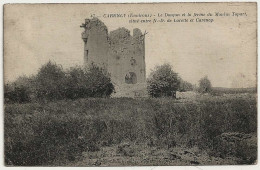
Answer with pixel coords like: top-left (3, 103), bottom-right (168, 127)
top-left (3, 3), bottom-right (257, 166)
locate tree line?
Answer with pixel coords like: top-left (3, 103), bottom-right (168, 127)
top-left (4, 61), bottom-right (114, 103)
top-left (147, 63), bottom-right (212, 97)
top-left (4, 62), bottom-right (212, 103)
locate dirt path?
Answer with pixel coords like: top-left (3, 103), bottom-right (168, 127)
top-left (68, 144), bottom-right (238, 166)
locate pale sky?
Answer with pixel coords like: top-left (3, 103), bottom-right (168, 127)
top-left (4, 3), bottom-right (257, 87)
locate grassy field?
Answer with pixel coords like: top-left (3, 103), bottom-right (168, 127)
top-left (4, 93), bottom-right (257, 166)
top-left (212, 87), bottom-right (257, 95)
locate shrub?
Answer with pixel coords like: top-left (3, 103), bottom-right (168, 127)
top-left (4, 61), bottom-right (115, 103)
top-left (5, 85), bottom-right (30, 103)
top-left (84, 63), bottom-right (114, 97)
top-left (4, 76), bottom-right (34, 103)
top-left (147, 64), bottom-right (180, 98)
top-left (64, 66), bottom-right (88, 99)
top-left (34, 61), bottom-right (67, 101)
top-left (178, 79), bottom-right (193, 92)
top-left (198, 76), bottom-right (212, 93)
top-left (64, 64), bottom-right (114, 99)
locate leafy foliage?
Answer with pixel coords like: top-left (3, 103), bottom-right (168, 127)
top-left (178, 79), bottom-right (193, 92)
top-left (147, 64), bottom-right (180, 97)
top-left (4, 76), bottom-right (34, 103)
top-left (34, 61), bottom-right (67, 101)
top-left (64, 63), bottom-right (114, 99)
top-left (198, 76), bottom-right (212, 93)
top-left (4, 84), bottom-right (31, 103)
top-left (84, 63), bottom-right (115, 97)
top-left (4, 61), bottom-right (115, 103)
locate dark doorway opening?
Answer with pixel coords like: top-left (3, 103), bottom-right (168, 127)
top-left (125, 72), bottom-right (137, 84)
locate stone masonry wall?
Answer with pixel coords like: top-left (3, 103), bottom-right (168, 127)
top-left (81, 18), bottom-right (109, 69)
top-left (81, 18), bottom-right (147, 97)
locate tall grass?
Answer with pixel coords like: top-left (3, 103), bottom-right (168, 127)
top-left (5, 96), bottom-right (257, 165)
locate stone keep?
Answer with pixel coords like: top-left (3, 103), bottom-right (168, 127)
top-left (81, 18), bottom-right (147, 97)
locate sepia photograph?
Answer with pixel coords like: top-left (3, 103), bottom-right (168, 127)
top-left (3, 2), bottom-right (257, 166)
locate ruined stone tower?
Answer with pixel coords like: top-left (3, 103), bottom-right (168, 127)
top-left (81, 18), bottom-right (147, 97)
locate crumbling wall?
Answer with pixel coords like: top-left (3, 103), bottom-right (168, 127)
top-left (82, 18), bottom-right (109, 69)
top-left (107, 27), bottom-right (146, 85)
top-left (132, 28), bottom-right (146, 83)
top-left (81, 18), bottom-right (146, 96)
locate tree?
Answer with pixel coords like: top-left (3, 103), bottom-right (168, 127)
top-left (179, 79), bottom-right (193, 92)
top-left (4, 84), bottom-right (31, 103)
top-left (85, 63), bottom-right (115, 97)
top-left (64, 64), bottom-right (114, 99)
top-left (64, 66), bottom-right (87, 99)
top-left (147, 63), bottom-right (180, 98)
top-left (34, 61), bottom-right (67, 101)
top-left (198, 76), bottom-right (212, 93)
top-left (4, 75), bottom-right (35, 103)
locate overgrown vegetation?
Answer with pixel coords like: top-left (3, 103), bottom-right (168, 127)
top-left (5, 95), bottom-right (257, 166)
top-left (4, 61), bottom-right (114, 103)
top-left (4, 62), bottom-right (257, 166)
top-left (178, 79), bottom-right (194, 92)
top-left (198, 76), bottom-right (212, 93)
top-left (147, 64), bottom-right (180, 98)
